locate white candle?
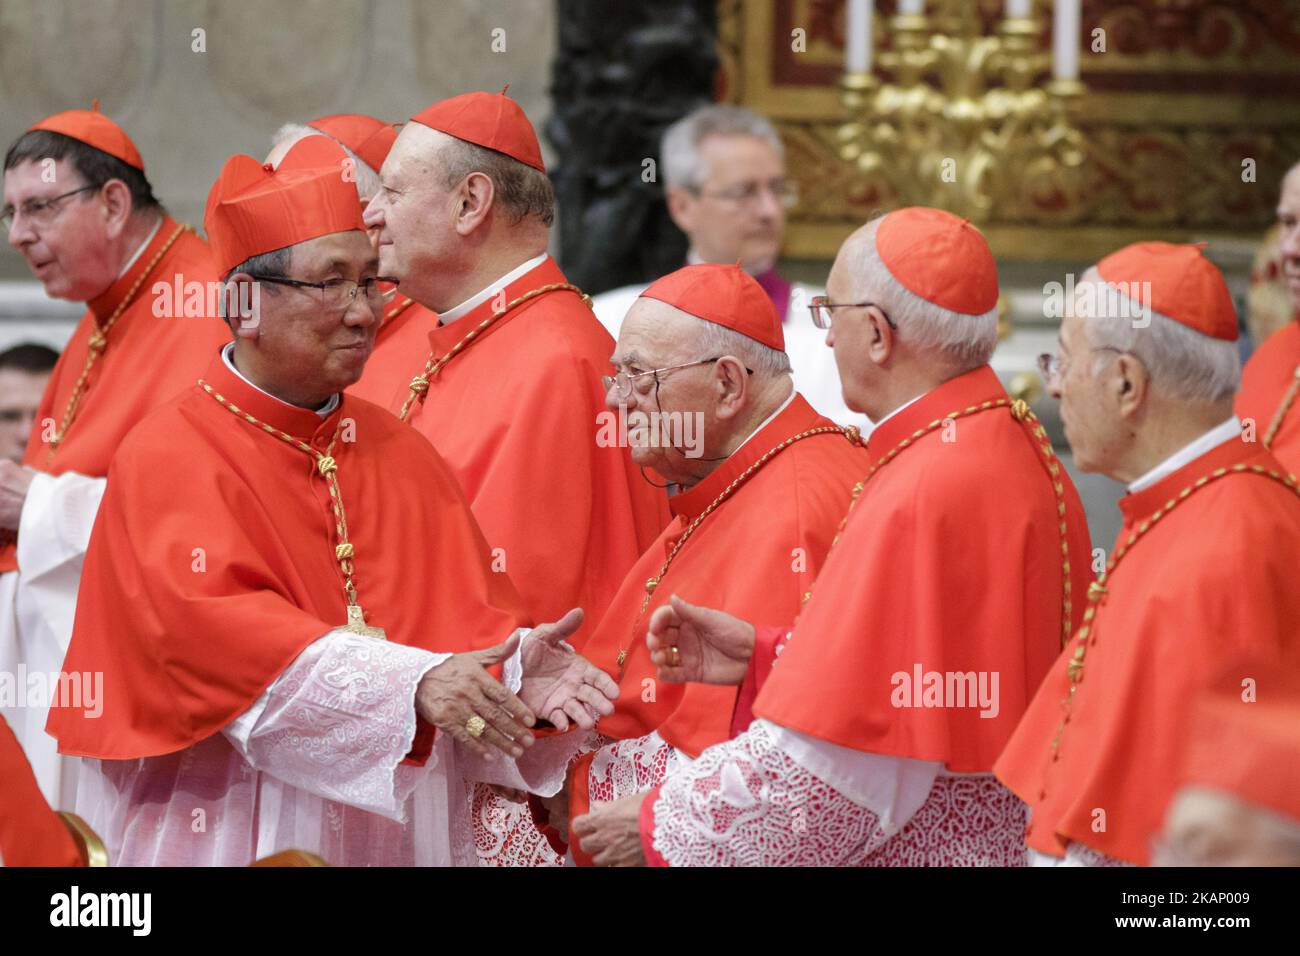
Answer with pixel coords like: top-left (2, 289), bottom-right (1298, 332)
top-left (1053, 0), bottom-right (1081, 80)
top-left (846, 0), bottom-right (873, 73)
top-left (899, 0), bottom-right (924, 14)
top-left (1006, 0), bottom-right (1031, 18)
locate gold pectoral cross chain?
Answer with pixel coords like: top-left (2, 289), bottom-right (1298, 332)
top-left (199, 380), bottom-right (387, 641)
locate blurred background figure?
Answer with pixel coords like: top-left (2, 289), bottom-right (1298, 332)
top-left (1156, 653), bottom-right (1300, 867)
top-left (0, 342), bottom-right (57, 463)
top-left (591, 105), bottom-right (860, 425)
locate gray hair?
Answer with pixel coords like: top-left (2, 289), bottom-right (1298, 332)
top-left (270, 123), bottom-right (380, 200)
top-left (1076, 266), bottom-right (1240, 403)
top-left (845, 217), bottom-right (999, 372)
top-left (690, 314), bottom-right (792, 377)
top-left (661, 105), bottom-right (785, 192)
top-left (436, 137), bottom-right (554, 227)
top-left (218, 246), bottom-right (291, 325)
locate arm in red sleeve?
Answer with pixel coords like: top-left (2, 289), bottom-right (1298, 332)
top-left (729, 625), bottom-right (792, 738)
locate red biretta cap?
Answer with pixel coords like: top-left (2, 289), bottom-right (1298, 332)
top-left (204, 136), bottom-right (366, 277)
top-left (875, 207), bottom-right (999, 315)
top-left (28, 100), bottom-right (144, 171)
top-left (307, 113), bottom-right (397, 173)
top-left (640, 263), bottom-right (785, 352)
top-left (1178, 653), bottom-right (1300, 824)
top-left (1096, 241), bottom-right (1238, 341)
top-left (410, 88), bottom-right (545, 172)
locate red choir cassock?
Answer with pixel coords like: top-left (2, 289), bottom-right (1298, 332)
top-left (368, 91), bottom-right (669, 643)
top-left (637, 209), bottom-right (1093, 866)
top-left (48, 139), bottom-right (527, 768)
top-left (997, 243), bottom-right (1300, 866)
top-left (555, 265), bottom-right (869, 865)
top-left (0, 106), bottom-right (227, 572)
top-left (0, 715), bottom-right (82, 867)
top-left (1236, 319), bottom-right (1300, 474)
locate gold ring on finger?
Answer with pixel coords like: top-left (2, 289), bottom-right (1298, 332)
top-left (670, 645), bottom-right (681, 667)
top-left (466, 714), bottom-right (486, 738)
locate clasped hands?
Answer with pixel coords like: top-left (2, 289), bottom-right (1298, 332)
top-left (414, 607), bottom-right (620, 759)
top-left (570, 595), bottom-right (759, 866)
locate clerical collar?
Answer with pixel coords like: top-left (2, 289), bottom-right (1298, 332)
top-left (438, 252), bottom-right (549, 326)
top-left (221, 342), bottom-right (340, 418)
top-left (117, 215), bottom-right (163, 279)
top-left (733, 382), bottom-right (796, 454)
top-left (872, 391), bottom-right (926, 428)
top-left (1126, 416), bottom-right (1243, 494)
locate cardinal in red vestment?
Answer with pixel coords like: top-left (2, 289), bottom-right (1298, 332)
top-left (1236, 160), bottom-right (1300, 473)
top-left (361, 89), bottom-right (669, 644)
top-left (476, 264), bottom-right (869, 864)
top-left (46, 136), bottom-right (617, 867)
top-left (574, 207), bottom-right (1092, 866)
top-left (995, 242), bottom-right (1300, 866)
top-left (0, 103), bottom-right (227, 809)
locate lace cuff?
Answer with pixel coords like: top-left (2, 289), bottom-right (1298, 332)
top-left (650, 719), bottom-right (898, 866)
top-left (587, 730), bottom-right (682, 805)
top-left (224, 629), bottom-right (446, 822)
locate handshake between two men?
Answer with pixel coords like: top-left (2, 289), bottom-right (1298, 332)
top-left (416, 608), bottom-right (622, 759)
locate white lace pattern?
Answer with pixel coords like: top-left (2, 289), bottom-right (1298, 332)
top-left (651, 720), bottom-right (1028, 866)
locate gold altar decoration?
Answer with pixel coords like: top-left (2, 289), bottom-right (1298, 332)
top-left (717, 0), bottom-right (1300, 262)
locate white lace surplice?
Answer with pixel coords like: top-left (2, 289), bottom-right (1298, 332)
top-left (76, 628), bottom-right (525, 867)
top-left (0, 471), bottom-right (106, 811)
top-left (649, 719), bottom-right (1029, 866)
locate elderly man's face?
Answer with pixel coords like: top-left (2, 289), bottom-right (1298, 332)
top-left (1277, 165), bottom-right (1300, 312)
top-left (823, 246), bottom-right (877, 415)
top-left (0, 367), bottom-right (48, 463)
top-left (1052, 303), bottom-right (1129, 476)
top-left (364, 125), bottom-right (459, 307)
top-left (608, 299), bottom-right (723, 482)
top-left (240, 230), bottom-right (380, 401)
top-left (3, 158), bottom-right (119, 301)
top-left (668, 134), bottom-right (785, 274)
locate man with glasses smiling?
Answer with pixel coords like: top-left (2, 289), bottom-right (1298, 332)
top-left (591, 104), bottom-right (860, 428)
top-left (48, 137), bottom-right (620, 867)
top-left (0, 103), bottom-right (226, 811)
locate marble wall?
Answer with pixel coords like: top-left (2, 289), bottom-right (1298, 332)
top-left (0, 0), bottom-right (558, 282)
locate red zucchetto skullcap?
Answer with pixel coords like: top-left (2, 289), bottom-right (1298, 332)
top-left (875, 207), bottom-right (999, 315)
top-left (410, 87), bottom-right (546, 172)
top-left (640, 263), bottom-right (785, 352)
top-left (1096, 241), bottom-right (1237, 341)
top-left (307, 114), bottom-right (397, 173)
top-left (1178, 652), bottom-right (1300, 824)
top-left (204, 136), bottom-right (366, 277)
top-left (28, 100), bottom-right (144, 171)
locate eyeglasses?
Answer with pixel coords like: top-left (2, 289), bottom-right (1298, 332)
top-left (807, 296), bottom-right (896, 331)
top-left (1, 184), bottom-right (100, 233)
top-left (1037, 346), bottom-right (1133, 384)
top-left (602, 357), bottom-right (754, 400)
top-left (694, 178), bottom-right (798, 210)
top-left (245, 274), bottom-right (399, 309)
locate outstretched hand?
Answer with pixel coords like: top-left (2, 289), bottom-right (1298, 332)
top-left (416, 632), bottom-right (535, 759)
top-left (646, 595), bottom-right (755, 686)
top-left (520, 608), bottom-right (619, 731)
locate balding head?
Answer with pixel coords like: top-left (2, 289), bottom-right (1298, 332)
top-left (1157, 786), bottom-right (1300, 866)
top-left (823, 218), bottom-right (999, 420)
top-left (609, 297), bottom-right (792, 487)
top-left (362, 123), bottom-right (550, 312)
